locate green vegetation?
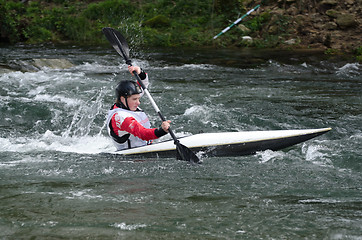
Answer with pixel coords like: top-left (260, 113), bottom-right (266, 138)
top-left (0, 0), bottom-right (358, 60)
top-left (324, 48), bottom-right (342, 55)
top-left (0, 0), bottom-right (289, 48)
top-left (355, 46), bottom-right (362, 62)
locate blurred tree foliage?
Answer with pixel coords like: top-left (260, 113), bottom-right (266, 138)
top-left (0, 0), bottom-right (277, 47)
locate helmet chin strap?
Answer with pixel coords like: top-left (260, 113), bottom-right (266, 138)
top-left (121, 96), bottom-right (130, 110)
top-left (125, 97), bottom-right (130, 110)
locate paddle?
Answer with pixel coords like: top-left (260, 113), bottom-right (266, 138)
top-left (102, 27), bottom-right (200, 164)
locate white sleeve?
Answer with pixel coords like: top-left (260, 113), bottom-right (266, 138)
top-left (139, 73), bottom-right (149, 97)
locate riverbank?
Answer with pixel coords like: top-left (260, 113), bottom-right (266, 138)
top-left (0, 0), bottom-right (361, 61)
top-left (253, 0), bottom-right (361, 58)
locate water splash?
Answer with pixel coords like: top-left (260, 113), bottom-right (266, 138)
top-left (256, 150), bottom-right (287, 163)
top-left (0, 131), bottom-right (114, 154)
top-left (302, 142), bottom-right (332, 167)
top-left (62, 88), bottom-right (107, 138)
top-left (111, 222), bottom-right (147, 230)
top-left (336, 62), bottom-right (361, 78)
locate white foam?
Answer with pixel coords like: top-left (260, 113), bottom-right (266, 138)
top-left (28, 86), bottom-right (46, 95)
top-left (183, 105), bottom-right (219, 127)
top-left (256, 149), bottom-right (286, 163)
top-left (0, 131), bottom-right (114, 155)
top-left (102, 166), bottom-right (114, 174)
top-left (299, 198), bottom-right (339, 204)
top-left (41, 132), bottom-right (114, 154)
top-left (302, 142), bottom-right (332, 167)
top-left (33, 94), bottom-right (82, 106)
top-left (111, 222), bottom-right (147, 230)
top-left (336, 63), bottom-right (361, 77)
top-left (154, 63), bottom-right (214, 70)
top-left (184, 105), bottom-right (206, 115)
top-left (41, 221), bottom-right (58, 227)
top-left (0, 155), bottom-right (55, 169)
top-left (66, 189), bottom-right (103, 200)
top-left (0, 68), bottom-right (88, 94)
top-left (74, 62), bottom-right (121, 73)
top-left (338, 63), bottom-right (360, 72)
top-left (298, 198), bottom-right (358, 204)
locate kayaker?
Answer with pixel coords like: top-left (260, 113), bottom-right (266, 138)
top-left (106, 65), bottom-right (171, 150)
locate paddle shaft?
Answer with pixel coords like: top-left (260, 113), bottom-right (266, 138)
top-left (130, 67), bottom-right (180, 145)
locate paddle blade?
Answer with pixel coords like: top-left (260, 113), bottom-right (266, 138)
top-left (102, 27), bottom-right (130, 60)
top-left (176, 143), bottom-right (201, 164)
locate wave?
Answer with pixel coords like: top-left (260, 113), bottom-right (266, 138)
top-left (261, 60), bottom-right (362, 79)
top-left (111, 222), bottom-right (147, 230)
top-left (0, 131), bottom-right (114, 155)
top-left (336, 62), bottom-right (361, 78)
top-left (33, 94), bottom-right (82, 106)
top-left (153, 63), bottom-right (215, 70)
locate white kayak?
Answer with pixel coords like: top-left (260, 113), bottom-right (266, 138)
top-left (113, 128), bottom-right (331, 158)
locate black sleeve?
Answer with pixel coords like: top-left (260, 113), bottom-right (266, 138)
top-left (154, 127), bottom-right (168, 138)
top-left (139, 69), bottom-right (147, 80)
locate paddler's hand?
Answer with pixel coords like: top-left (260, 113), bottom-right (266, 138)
top-left (128, 66), bottom-right (141, 75)
top-left (161, 120), bottom-right (171, 133)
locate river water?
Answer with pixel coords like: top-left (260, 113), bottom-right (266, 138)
top-left (0, 44), bottom-right (361, 239)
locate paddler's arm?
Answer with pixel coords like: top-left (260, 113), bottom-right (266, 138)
top-left (128, 66), bottom-right (149, 95)
top-left (120, 117), bottom-right (170, 141)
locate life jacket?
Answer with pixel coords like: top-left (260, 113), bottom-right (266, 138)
top-left (106, 107), bottom-right (151, 151)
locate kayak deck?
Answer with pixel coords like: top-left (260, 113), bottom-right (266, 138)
top-left (113, 128), bottom-right (331, 158)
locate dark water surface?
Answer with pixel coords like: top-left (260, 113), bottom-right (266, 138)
top-left (0, 45), bottom-right (361, 239)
